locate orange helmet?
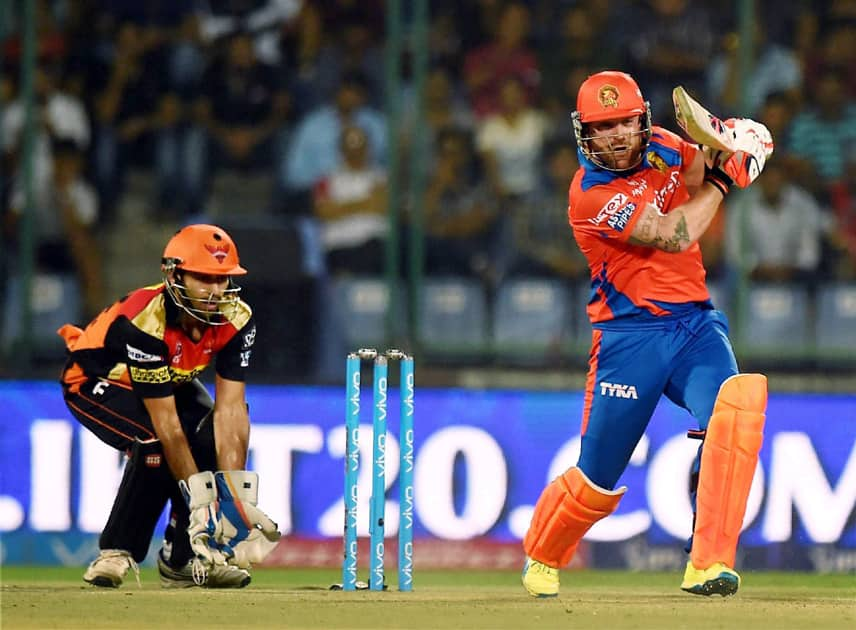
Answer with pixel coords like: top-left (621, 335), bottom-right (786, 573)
top-left (571, 70), bottom-right (652, 171)
top-left (575, 71), bottom-right (647, 123)
top-left (161, 224), bottom-right (247, 276)
top-left (161, 224), bottom-right (246, 324)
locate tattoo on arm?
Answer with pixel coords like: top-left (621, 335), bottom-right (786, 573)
top-left (628, 206), bottom-right (691, 252)
top-left (635, 207), bottom-right (658, 242)
top-left (658, 212), bottom-right (690, 252)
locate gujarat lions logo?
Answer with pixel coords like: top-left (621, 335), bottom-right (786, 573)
top-left (647, 151), bottom-right (668, 173)
top-left (598, 84), bottom-right (620, 109)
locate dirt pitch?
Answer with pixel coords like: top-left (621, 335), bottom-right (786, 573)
top-left (2, 567), bottom-right (854, 630)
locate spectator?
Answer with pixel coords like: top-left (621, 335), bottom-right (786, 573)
top-left (421, 126), bottom-right (502, 283)
top-left (193, 0), bottom-right (303, 66)
top-left (185, 30), bottom-right (291, 217)
top-left (706, 21), bottom-right (802, 117)
top-left (625, 0), bottom-right (721, 125)
top-left (506, 141), bottom-right (589, 281)
top-left (755, 91), bottom-right (815, 191)
top-left (401, 64), bottom-right (474, 167)
top-left (283, 71), bottom-right (386, 200)
top-left (427, 7), bottom-right (469, 75)
top-left (726, 156), bottom-right (831, 283)
top-left (310, 8), bottom-right (385, 109)
top-left (758, 91), bottom-right (801, 145)
top-left (543, 64), bottom-right (598, 142)
top-left (165, 13), bottom-right (209, 99)
top-left (462, 2), bottom-right (540, 120)
top-left (90, 21), bottom-right (168, 223)
top-left (312, 125), bottom-right (388, 275)
top-left (1, 64), bottom-right (90, 207)
top-left (787, 67), bottom-right (856, 195)
top-left (278, 2), bottom-right (325, 116)
top-left (539, 4), bottom-right (621, 131)
top-left (828, 156), bottom-right (856, 280)
top-left (803, 20), bottom-right (856, 97)
top-left (476, 76), bottom-right (550, 202)
top-left (8, 140), bottom-right (103, 319)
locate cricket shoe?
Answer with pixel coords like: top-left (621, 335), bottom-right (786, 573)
top-left (680, 560), bottom-right (740, 596)
top-left (157, 550), bottom-right (251, 589)
top-left (522, 557), bottom-right (559, 598)
top-left (83, 549), bottom-right (140, 588)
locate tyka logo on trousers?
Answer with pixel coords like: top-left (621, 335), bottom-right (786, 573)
top-left (599, 381), bottom-right (639, 399)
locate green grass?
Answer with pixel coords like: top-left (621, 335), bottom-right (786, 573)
top-left (2, 567), bottom-right (854, 629)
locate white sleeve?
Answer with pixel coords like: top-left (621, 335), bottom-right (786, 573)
top-left (794, 192), bottom-right (823, 271)
top-left (1, 103), bottom-right (24, 151)
top-left (69, 181), bottom-right (99, 226)
top-left (48, 96), bottom-right (91, 149)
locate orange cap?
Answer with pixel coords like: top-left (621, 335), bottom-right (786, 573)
top-left (576, 71), bottom-right (646, 123)
top-left (162, 224), bottom-right (247, 275)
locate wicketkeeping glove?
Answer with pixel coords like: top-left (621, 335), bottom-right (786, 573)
top-left (179, 471), bottom-right (227, 570)
top-left (214, 470), bottom-right (281, 568)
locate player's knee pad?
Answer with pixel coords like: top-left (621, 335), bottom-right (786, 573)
top-left (692, 373), bottom-right (766, 569)
top-left (523, 466), bottom-right (625, 568)
top-left (101, 439), bottom-right (174, 562)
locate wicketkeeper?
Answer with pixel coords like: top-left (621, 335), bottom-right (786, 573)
top-left (59, 224), bottom-right (280, 588)
top-left (522, 71), bottom-right (773, 598)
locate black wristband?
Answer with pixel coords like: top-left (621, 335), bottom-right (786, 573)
top-left (704, 165), bottom-right (733, 196)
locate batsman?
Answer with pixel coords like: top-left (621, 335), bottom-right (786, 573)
top-left (522, 71), bottom-right (774, 598)
top-left (58, 224), bottom-right (280, 588)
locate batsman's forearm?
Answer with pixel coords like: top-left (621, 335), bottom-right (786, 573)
top-left (629, 186), bottom-right (722, 252)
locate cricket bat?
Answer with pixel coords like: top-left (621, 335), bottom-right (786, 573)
top-left (672, 86), bottom-right (735, 152)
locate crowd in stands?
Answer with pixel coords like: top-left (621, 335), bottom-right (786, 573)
top-left (2, 0), bottom-right (855, 375)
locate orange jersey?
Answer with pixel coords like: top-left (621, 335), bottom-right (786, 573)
top-left (59, 284), bottom-right (255, 397)
top-left (569, 126), bottom-right (709, 323)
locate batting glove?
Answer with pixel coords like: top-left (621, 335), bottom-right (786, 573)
top-left (709, 118), bottom-right (774, 190)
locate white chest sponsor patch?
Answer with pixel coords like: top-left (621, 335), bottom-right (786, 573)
top-left (126, 344), bottom-right (163, 363)
top-left (589, 193), bottom-right (630, 226)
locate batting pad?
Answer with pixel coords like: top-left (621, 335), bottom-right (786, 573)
top-left (523, 467), bottom-right (625, 568)
top-left (691, 373), bottom-right (767, 570)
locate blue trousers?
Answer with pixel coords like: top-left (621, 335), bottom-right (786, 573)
top-left (577, 307), bottom-right (738, 490)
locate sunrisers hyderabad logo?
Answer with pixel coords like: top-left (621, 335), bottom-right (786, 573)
top-left (205, 243), bottom-right (230, 264)
top-left (647, 151), bottom-right (668, 173)
top-left (598, 84), bottom-right (620, 109)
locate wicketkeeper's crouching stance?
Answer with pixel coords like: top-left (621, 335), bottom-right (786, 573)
top-left (59, 224), bottom-right (279, 588)
top-left (521, 71), bottom-right (773, 598)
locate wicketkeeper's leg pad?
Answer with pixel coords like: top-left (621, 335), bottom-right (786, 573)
top-left (100, 439), bottom-right (173, 562)
top-left (691, 373), bottom-right (766, 570)
top-left (161, 383), bottom-right (218, 569)
top-left (523, 467), bottom-right (625, 568)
